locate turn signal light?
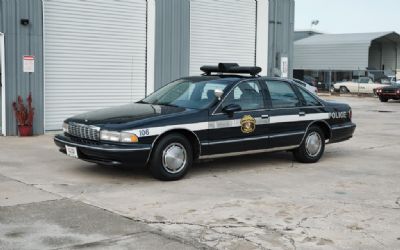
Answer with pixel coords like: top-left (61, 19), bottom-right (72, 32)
top-left (129, 135), bottom-right (139, 143)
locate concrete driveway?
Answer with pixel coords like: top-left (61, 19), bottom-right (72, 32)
top-left (1, 96), bottom-right (400, 250)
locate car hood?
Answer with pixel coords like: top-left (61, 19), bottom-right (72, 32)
top-left (381, 85), bottom-right (400, 90)
top-left (66, 103), bottom-right (188, 125)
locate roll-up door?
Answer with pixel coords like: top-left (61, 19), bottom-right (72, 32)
top-left (190, 0), bottom-right (257, 75)
top-left (44, 0), bottom-right (147, 130)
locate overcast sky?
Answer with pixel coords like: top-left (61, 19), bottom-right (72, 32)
top-left (295, 0), bottom-right (400, 34)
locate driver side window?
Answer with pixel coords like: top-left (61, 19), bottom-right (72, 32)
top-left (222, 81), bottom-right (264, 111)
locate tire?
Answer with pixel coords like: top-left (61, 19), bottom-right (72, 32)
top-left (379, 96), bottom-right (388, 102)
top-left (149, 133), bottom-right (193, 181)
top-left (339, 86), bottom-right (349, 94)
top-left (293, 126), bottom-right (325, 163)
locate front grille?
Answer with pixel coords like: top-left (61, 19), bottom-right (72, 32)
top-left (383, 89), bottom-right (396, 94)
top-left (67, 123), bottom-right (100, 141)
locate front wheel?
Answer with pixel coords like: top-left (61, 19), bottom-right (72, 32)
top-left (293, 126), bottom-right (325, 163)
top-left (149, 133), bottom-right (193, 181)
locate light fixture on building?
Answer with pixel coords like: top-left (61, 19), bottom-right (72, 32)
top-left (20, 19), bottom-right (30, 26)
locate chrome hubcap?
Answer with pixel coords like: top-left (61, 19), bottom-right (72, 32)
top-left (305, 132), bottom-right (322, 157)
top-left (162, 143), bottom-right (187, 174)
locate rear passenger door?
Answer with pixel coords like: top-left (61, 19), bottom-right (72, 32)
top-left (262, 80), bottom-right (307, 148)
top-left (296, 86), bottom-right (327, 120)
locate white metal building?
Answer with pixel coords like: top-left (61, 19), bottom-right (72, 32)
top-left (293, 32), bottom-right (400, 87)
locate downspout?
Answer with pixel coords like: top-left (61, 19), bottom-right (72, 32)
top-left (274, 0), bottom-right (277, 73)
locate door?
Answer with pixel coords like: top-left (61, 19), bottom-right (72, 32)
top-left (43, 0), bottom-right (147, 130)
top-left (189, 0), bottom-right (257, 75)
top-left (346, 82), bottom-right (359, 93)
top-left (357, 78), bottom-right (372, 93)
top-left (205, 80), bottom-right (269, 155)
top-left (262, 80), bottom-right (308, 148)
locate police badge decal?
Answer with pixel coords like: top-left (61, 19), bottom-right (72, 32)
top-left (240, 115), bottom-right (256, 134)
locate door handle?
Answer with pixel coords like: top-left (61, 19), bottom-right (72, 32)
top-left (261, 115), bottom-right (269, 119)
top-left (299, 112), bottom-right (306, 116)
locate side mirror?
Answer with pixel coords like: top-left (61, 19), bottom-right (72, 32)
top-left (222, 104), bottom-right (242, 115)
top-left (214, 89), bottom-right (224, 100)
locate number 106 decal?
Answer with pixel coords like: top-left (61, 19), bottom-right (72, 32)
top-left (139, 129), bottom-right (150, 137)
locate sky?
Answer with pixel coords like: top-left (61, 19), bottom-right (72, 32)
top-left (295, 0), bottom-right (400, 34)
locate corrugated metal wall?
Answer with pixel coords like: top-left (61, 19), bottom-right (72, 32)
top-left (381, 42), bottom-right (397, 71)
top-left (268, 0), bottom-right (294, 77)
top-left (294, 43), bottom-right (370, 71)
top-left (43, 0), bottom-right (147, 130)
top-left (189, 0), bottom-right (257, 75)
top-left (0, 0), bottom-right (44, 136)
top-left (368, 43), bottom-right (381, 69)
top-left (155, 0), bottom-right (294, 81)
top-left (154, 0), bottom-right (190, 90)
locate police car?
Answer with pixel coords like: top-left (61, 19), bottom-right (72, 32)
top-left (54, 63), bottom-right (356, 181)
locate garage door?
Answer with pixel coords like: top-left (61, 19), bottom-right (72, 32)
top-left (190, 0), bottom-right (257, 75)
top-left (44, 0), bottom-right (147, 130)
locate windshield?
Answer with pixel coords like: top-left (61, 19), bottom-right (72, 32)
top-left (141, 79), bottom-right (231, 109)
top-left (358, 77), bottom-right (370, 84)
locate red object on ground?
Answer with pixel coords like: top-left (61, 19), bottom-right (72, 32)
top-left (18, 125), bottom-right (33, 136)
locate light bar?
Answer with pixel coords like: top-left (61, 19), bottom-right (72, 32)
top-left (200, 63), bottom-right (262, 76)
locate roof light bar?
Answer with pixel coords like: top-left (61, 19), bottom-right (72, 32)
top-left (200, 63), bottom-right (262, 77)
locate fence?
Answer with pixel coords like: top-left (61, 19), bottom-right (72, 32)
top-left (293, 69), bottom-right (398, 95)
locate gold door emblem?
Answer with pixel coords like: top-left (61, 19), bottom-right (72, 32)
top-left (240, 115), bottom-right (256, 134)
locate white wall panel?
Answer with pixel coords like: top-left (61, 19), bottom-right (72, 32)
top-left (190, 0), bottom-right (256, 75)
top-left (382, 42), bottom-right (397, 71)
top-left (368, 44), bottom-right (381, 70)
top-left (44, 0), bottom-right (147, 130)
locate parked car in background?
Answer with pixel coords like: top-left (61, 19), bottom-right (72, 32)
top-left (293, 79), bottom-right (318, 94)
top-left (387, 76), bottom-right (397, 84)
top-left (333, 77), bottom-right (390, 94)
top-left (376, 83), bottom-right (400, 102)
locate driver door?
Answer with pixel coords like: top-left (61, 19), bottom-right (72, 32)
top-left (204, 80), bottom-right (270, 156)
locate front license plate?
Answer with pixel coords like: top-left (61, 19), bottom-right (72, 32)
top-left (65, 145), bottom-right (79, 158)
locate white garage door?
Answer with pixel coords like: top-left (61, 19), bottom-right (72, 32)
top-left (190, 0), bottom-right (257, 75)
top-left (44, 0), bottom-right (147, 130)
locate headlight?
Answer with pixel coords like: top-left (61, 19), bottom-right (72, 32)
top-left (100, 130), bottom-right (138, 143)
top-left (62, 122), bottom-right (69, 133)
top-left (120, 132), bottom-right (139, 143)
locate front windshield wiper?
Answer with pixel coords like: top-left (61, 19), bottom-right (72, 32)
top-left (137, 100), bottom-right (149, 104)
top-left (157, 103), bottom-right (180, 108)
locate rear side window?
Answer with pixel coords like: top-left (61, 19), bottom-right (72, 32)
top-left (264, 81), bottom-right (300, 109)
top-left (298, 87), bottom-right (322, 107)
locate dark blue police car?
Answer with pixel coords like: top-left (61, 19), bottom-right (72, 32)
top-left (55, 63), bottom-right (356, 181)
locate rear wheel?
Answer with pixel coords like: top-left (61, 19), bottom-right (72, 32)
top-left (293, 126), bottom-right (325, 163)
top-left (340, 86), bottom-right (349, 94)
top-left (149, 133), bottom-right (193, 181)
top-left (379, 96), bottom-right (388, 102)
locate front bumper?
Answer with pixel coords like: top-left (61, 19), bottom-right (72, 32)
top-left (330, 123), bottom-right (356, 143)
top-left (377, 92), bottom-right (400, 99)
top-left (54, 134), bottom-right (151, 167)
